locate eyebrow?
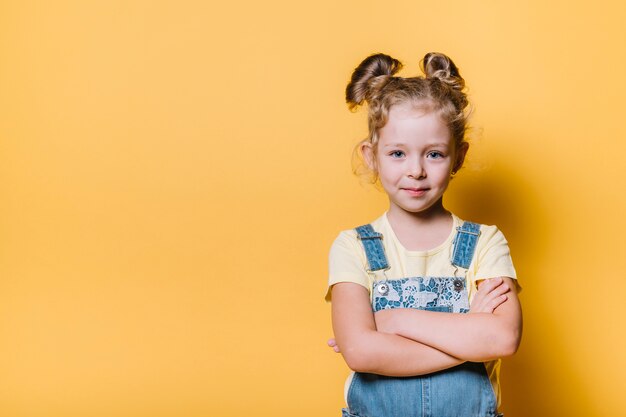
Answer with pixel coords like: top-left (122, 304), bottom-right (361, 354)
top-left (382, 142), bottom-right (449, 148)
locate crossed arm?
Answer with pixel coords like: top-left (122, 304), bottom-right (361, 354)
top-left (330, 277), bottom-right (522, 377)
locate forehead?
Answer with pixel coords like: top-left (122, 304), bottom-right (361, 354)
top-left (378, 103), bottom-right (451, 145)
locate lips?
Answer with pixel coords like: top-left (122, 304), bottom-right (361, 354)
top-left (402, 187), bottom-right (429, 196)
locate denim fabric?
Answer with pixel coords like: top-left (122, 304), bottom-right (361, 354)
top-left (372, 277), bottom-right (470, 313)
top-left (347, 222), bottom-right (500, 417)
top-left (343, 361), bottom-right (499, 417)
top-left (451, 221), bottom-right (481, 269)
top-left (355, 224), bottom-right (390, 272)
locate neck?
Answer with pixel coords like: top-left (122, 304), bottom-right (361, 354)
top-left (385, 198), bottom-right (454, 251)
top-left (386, 198), bottom-right (450, 228)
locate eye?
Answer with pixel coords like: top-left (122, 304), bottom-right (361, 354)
top-left (427, 151), bottom-right (444, 159)
top-left (389, 150), bottom-right (405, 158)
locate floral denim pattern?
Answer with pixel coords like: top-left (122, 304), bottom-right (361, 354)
top-left (372, 276), bottom-right (470, 313)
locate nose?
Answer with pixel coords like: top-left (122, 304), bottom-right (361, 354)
top-left (407, 157), bottom-right (426, 179)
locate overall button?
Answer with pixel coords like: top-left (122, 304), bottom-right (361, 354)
top-left (453, 279), bottom-right (464, 292)
top-left (376, 283), bottom-right (389, 295)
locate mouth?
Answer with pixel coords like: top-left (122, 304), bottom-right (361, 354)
top-left (402, 187), bottom-right (429, 196)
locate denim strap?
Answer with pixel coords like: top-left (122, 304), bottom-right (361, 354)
top-left (354, 224), bottom-right (389, 272)
top-left (451, 221), bottom-right (481, 269)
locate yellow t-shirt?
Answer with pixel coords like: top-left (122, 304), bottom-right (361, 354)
top-left (326, 212), bottom-right (518, 407)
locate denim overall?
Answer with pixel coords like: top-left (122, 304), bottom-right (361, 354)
top-left (342, 221), bottom-right (502, 417)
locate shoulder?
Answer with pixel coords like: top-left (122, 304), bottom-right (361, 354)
top-left (328, 213), bottom-right (394, 280)
top-left (329, 229), bottom-right (360, 259)
top-left (478, 223), bottom-right (510, 247)
top-left (455, 215), bottom-right (518, 281)
top-left (329, 213), bottom-right (387, 254)
top-left (327, 225), bottom-right (375, 302)
top-left (454, 214), bottom-right (510, 248)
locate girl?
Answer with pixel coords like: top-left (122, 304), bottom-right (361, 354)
top-left (326, 52), bottom-right (522, 417)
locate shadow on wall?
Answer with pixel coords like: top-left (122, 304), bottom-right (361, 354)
top-left (446, 159), bottom-right (596, 416)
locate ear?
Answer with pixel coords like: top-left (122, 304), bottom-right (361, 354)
top-left (360, 142), bottom-right (377, 172)
top-left (453, 142), bottom-right (469, 173)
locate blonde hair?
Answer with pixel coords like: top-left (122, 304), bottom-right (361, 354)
top-left (346, 52), bottom-right (470, 184)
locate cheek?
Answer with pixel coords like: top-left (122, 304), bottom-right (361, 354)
top-left (378, 162), bottom-right (402, 180)
top-left (433, 166), bottom-right (453, 183)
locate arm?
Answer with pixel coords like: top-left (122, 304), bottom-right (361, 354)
top-left (374, 277), bottom-right (522, 362)
top-left (331, 282), bottom-right (464, 376)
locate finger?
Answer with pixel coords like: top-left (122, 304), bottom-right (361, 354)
top-left (479, 284), bottom-right (509, 310)
top-left (479, 277), bottom-right (504, 294)
top-left (471, 281), bottom-right (508, 312)
top-left (327, 338), bottom-right (336, 347)
top-left (487, 277), bottom-right (504, 290)
top-left (490, 294), bottom-right (508, 310)
top-left (333, 345), bottom-right (340, 353)
top-left (490, 283), bottom-right (510, 297)
top-left (477, 277), bottom-right (497, 292)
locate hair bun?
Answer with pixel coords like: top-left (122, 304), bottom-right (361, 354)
top-left (346, 53), bottom-right (403, 110)
top-left (422, 52), bottom-right (465, 91)
top-left (422, 52), bottom-right (467, 109)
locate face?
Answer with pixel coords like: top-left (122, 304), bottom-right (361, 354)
top-left (363, 103), bottom-right (467, 217)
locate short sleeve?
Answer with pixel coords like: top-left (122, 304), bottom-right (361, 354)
top-left (325, 231), bottom-right (371, 302)
top-left (471, 225), bottom-right (518, 286)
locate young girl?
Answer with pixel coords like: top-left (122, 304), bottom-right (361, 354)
top-left (326, 52), bottom-right (522, 417)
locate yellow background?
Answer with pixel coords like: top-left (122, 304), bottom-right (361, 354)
top-left (1, 1), bottom-right (625, 416)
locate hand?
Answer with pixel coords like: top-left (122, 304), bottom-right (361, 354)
top-left (470, 277), bottom-right (510, 314)
top-left (327, 338), bottom-right (341, 353)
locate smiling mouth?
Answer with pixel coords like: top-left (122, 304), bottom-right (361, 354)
top-left (402, 188), bottom-right (429, 196)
